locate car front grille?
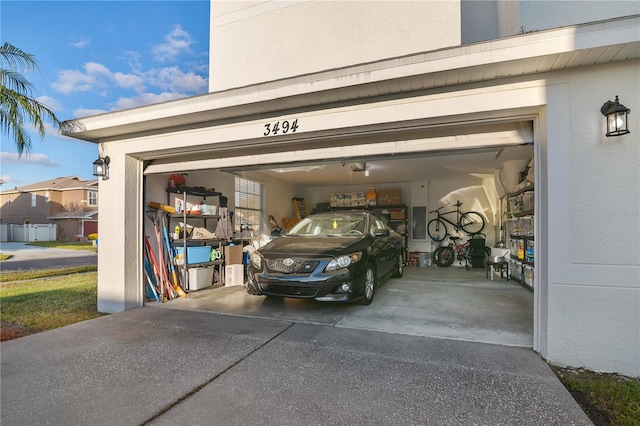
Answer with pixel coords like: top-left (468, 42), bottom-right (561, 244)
top-left (261, 284), bottom-right (318, 297)
top-left (266, 258), bottom-right (320, 274)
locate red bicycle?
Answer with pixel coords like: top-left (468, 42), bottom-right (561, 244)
top-left (433, 236), bottom-right (489, 269)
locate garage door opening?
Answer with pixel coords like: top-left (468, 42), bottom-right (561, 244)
top-left (142, 128), bottom-right (536, 347)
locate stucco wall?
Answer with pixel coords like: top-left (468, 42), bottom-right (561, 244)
top-left (210, 0), bottom-right (461, 91)
top-left (544, 63), bottom-right (639, 377)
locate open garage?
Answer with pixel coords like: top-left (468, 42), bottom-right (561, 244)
top-left (141, 126), bottom-right (537, 347)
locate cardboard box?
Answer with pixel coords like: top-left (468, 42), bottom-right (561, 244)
top-left (389, 209), bottom-right (405, 220)
top-left (329, 192), bottom-right (366, 207)
top-left (225, 264), bottom-right (244, 286)
top-left (187, 267), bottom-right (213, 290)
top-left (377, 188), bottom-right (401, 205)
top-left (224, 245), bottom-right (244, 265)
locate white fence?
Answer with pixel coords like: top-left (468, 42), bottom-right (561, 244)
top-left (0, 224), bottom-right (57, 242)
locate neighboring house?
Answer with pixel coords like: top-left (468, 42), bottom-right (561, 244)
top-left (0, 176), bottom-right (99, 241)
top-left (63, 1), bottom-right (639, 378)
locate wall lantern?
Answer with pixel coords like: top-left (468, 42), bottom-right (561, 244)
top-left (92, 155), bottom-right (110, 180)
top-left (601, 95), bottom-right (630, 137)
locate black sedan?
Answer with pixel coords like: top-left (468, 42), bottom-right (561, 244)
top-left (245, 211), bottom-right (404, 304)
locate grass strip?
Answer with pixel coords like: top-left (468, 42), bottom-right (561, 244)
top-left (1, 272), bottom-right (104, 331)
top-left (552, 366), bottom-right (640, 426)
top-left (25, 241), bottom-right (96, 250)
top-left (1, 265), bottom-right (97, 283)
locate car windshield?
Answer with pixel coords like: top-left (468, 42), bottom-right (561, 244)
top-left (287, 213), bottom-right (367, 237)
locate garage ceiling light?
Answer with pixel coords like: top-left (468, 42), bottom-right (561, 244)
top-left (350, 162), bottom-right (366, 172)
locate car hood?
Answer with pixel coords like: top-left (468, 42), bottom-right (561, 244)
top-left (258, 235), bottom-right (366, 257)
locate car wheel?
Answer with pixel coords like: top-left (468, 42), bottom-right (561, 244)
top-left (244, 282), bottom-right (264, 296)
top-left (358, 265), bottom-right (376, 305)
top-left (392, 252), bottom-right (404, 278)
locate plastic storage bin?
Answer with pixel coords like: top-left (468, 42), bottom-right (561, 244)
top-left (175, 246), bottom-right (212, 264)
top-left (188, 267), bottom-right (214, 290)
top-left (524, 265), bottom-right (534, 288)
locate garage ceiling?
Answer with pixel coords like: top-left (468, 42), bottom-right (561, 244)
top-left (241, 144), bottom-right (534, 186)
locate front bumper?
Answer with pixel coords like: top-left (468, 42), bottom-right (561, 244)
top-left (246, 267), bottom-right (364, 302)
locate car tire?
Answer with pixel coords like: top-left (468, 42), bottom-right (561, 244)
top-left (392, 252), bottom-right (404, 278)
top-left (244, 282), bottom-right (264, 296)
top-left (357, 265), bottom-right (376, 305)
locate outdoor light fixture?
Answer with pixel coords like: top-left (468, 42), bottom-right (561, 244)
top-left (92, 155), bottom-right (110, 180)
top-left (601, 95), bottom-right (630, 137)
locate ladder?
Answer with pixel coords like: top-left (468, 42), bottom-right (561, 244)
top-left (292, 197), bottom-right (309, 221)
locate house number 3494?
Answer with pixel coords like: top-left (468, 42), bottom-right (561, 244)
top-left (263, 119), bottom-right (299, 136)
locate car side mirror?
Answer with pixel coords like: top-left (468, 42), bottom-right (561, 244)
top-left (373, 229), bottom-right (390, 237)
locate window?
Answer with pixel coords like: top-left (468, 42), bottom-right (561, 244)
top-left (88, 191), bottom-right (97, 206)
top-left (45, 191), bottom-right (50, 203)
top-left (234, 176), bottom-right (262, 234)
top-left (6, 195), bottom-right (11, 205)
top-left (31, 193), bottom-right (36, 207)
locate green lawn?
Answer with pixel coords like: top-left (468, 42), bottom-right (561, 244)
top-left (1, 271), bottom-right (104, 332)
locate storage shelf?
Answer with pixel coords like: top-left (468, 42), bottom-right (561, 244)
top-left (168, 214), bottom-right (220, 220)
top-left (507, 185), bottom-right (534, 198)
top-left (175, 260), bottom-right (224, 268)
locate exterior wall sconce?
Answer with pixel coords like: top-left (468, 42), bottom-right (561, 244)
top-left (93, 155), bottom-right (110, 180)
top-left (601, 95), bottom-right (630, 137)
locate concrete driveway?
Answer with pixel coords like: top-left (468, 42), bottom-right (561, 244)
top-left (155, 266), bottom-right (534, 347)
top-left (0, 242), bottom-right (97, 272)
top-left (0, 307), bottom-right (592, 425)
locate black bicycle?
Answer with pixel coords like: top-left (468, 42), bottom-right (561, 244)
top-left (427, 200), bottom-right (485, 242)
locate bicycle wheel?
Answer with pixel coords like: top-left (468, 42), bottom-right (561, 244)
top-left (427, 219), bottom-right (448, 242)
top-left (434, 246), bottom-right (455, 267)
top-left (460, 211), bottom-right (485, 235)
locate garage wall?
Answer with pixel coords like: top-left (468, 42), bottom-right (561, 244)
top-left (302, 177), bottom-right (499, 252)
top-left (242, 170), bottom-right (304, 237)
top-left (428, 177), bottom-right (498, 246)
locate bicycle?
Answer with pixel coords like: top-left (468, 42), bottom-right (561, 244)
top-left (427, 200), bottom-right (485, 242)
top-left (433, 236), bottom-right (490, 269)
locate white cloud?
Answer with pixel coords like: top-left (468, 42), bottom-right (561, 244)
top-left (0, 174), bottom-right (13, 186)
top-left (51, 62), bottom-right (113, 95)
top-left (51, 69), bottom-right (96, 94)
top-left (113, 92), bottom-right (186, 110)
top-left (36, 95), bottom-right (64, 112)
top-left (152, 25), bottom-right (194, 62)
top-left (84, 62), bottom-right (112, 77)
top-left (114, 72), bottom-right (146, 92)
top-left (74, 108), bottom-right (108, 118)
top-left (1, 152), bottom-right (61, 167)
top-left (147, 67), bottom-right (207, 93)
top-left (70, 37), bottom-right (90, 48)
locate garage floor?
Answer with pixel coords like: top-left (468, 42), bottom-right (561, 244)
top-left (151, 265), bottom-right (534, 347)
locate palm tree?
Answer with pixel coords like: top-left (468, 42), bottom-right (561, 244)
top-left (1, 42), bottom-right (67, 157)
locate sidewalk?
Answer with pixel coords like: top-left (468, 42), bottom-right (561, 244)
top-left (0, 306), bottom-right (592, 425)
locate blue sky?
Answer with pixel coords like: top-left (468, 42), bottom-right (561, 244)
top-left (1, 0), bottom-right (210, 188)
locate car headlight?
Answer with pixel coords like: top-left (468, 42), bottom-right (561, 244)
top-left (325, 252), bottom-right (362, 272)
top-left (250, 251), bottom-right (263, 269)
